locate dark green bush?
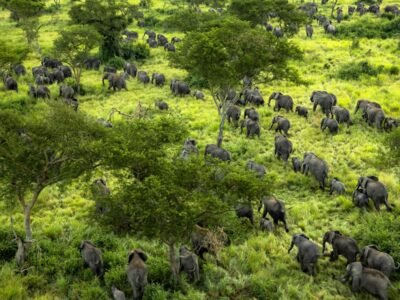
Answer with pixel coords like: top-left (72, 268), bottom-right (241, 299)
top-left (143, 15), bottom-right (160, 27)
top-left (338, 61), bottom-right (383, 80)
top-left (185, 73), bottom-right (209, 89)
top-left (107, 56), bottom-right (126, 69)
top-left (389, 65), bottom-right (400, 75)
top-left (121, 43), bottom-right (150, 61)
top-left (0, 228), bottom-right (17, 262)
top-left (338, 17), bottom-right (400, 38)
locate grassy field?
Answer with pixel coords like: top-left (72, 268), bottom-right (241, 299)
top-left (0, 0), bottom-right (400, 299)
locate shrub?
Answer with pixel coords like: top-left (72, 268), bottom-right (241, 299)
top-left (338, 16), bottom-right (400, 39)
top-left (338, 61), bottom-right (383, 80)
top-left (388, 65), bottom-right (399, 75)
top-left (121, 43), bottom-right (150, 61)
top-left (107, 56), bottom-right (126, 69)
top-left (0, 228), bottom-right (17, 262)
top-left (185, 73), bottom-right (209, 89)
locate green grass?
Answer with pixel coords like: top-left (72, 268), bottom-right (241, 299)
top-left (0, 0), bottom-right (400, 299)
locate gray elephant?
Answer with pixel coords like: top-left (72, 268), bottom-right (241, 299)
top-left (325, 24), bottom-right (336, 35)
top-left (157, 34), bottom-right (168, 46)
top-left (270, 116), bottom-right (291, 136)
top-left (63, 97), bottom-right (79, 111)
top-left (356, 176), bottom-right (391, 211)
top-left (259, 217), bottom-right (274, 232)
top-left (354, 99), bottom-right (381, 114)
top-left (35, 75), bottom-right (51, 85)
top-left (112, 286), bottom-right (126, 300)
top-left (306, 24), bottom-right (313, 38)
top-left (143, 30), bottom-right (156, 40)
top-left (13, 64), bottom-right (26, 76)
top-left (274, 134), bottom-right (293, 162)
top-left (226, 105), bottom-right (241, 127)
top-left (59, 85), bottom-right (75, 99)
top-left (357, 3), bottom-right (366, 15)
top-left (310, 91), bottom-right (337, 116)
top-left (383, 117), bottom-right (399, 131)
top-left (103, 73), bottom-right (127, 91)
top-left (236, 205), bottom-right (254, 225)
top-left (3, 75), bottom-right (18, 92)
top-left (332, 106), bottom-right (352, 126)
top-left (180, 138), bottom-right (199, 159)
top-left (151, 73), bottom-right (165, 87)
top-left (124, 62), bottom-right (137, 77)
top-left (204, 144), bottom-right (231, 161)
top-left (32, 66), bottom-right (49, 78)
top-left (268, 92), bottom-right (294, 112)
top-left (292, 157), bottom-right (302, 172)
top-left (137, 71), bottom-right (150, 84)
top-left (164, 43), bottom-right (176, 52)
top-left (273, 27), bottom-right (283, 38)
top-left (360, 245), bottom-right (400, 278)
top-left (79, 240), bottom-right (104, 277)
top-left (59, 65), bottom-right (72, 78)
top-left (265, 23), bottom-right (273, 31)
top-left (104, 66), bottom-right (117, 73)
top-left (348, 6), bottom-right (355, 15)
top-left (321, 117), bottom-right (339, 135)
top-left (352, 189), bottom-right (369, 209)
top-left (42, 56), bottom-right (62, 68)
top-left (155, 100), bottom-right (169, 110)
top-left (49, 69), bottom-right (64, 84)
top-left (363, 106), bottom-right (385, 129)
top-left (193, 90), bottom-right (204, 100)
top-left (84, 57), bottom-right (101, 70)
top-left (342, 262), bottom-right (390, 300)
top-left (322, 231), bottom-right (359, 264)
top-left (302, 152), bottom-right (329, 189)
top-left (148, 38), bottom-right (158, 48)
top-left (30, 85), bottom-right (50, 99)
top-left (240, 119), bottom-right (260, 138)
top-left (336, 7), bottom-right (343, 23)
top-left (288, 234), bottom-right (320, 275)
top-left (127, 249), bottom-right (148, 300)
top-left (246, 160), bottom-right (266, 178)
top-left (171, 37), bottom-right (181, 44)
top-left (330, 178), bottom-right (345, 195)
top-left (241, 88), bottom-right (264, 106)
top-left (179, 246), bottom-right (200, 282)
top-left (170, 79), bottom-right (190, 97)
top-left (368, 5), bottom-right (380, 15)
top-left (258, 196), bottom-right (289, 232)
top-left (385, 5), bottom-right (399, 14)
top-left (295, 106), bottom-right (308, 119)
top-left (91, 178), bottom-right (110, 213)
top-left (244, 107), bottom-right (259, 121)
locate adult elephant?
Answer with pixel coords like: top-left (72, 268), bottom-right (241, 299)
top-left (226, 105), bottom-right (241, 127)
top-left (246, 160), bottom-right (266, 178)
top-left (124, 63), bottom-right (137, 77)
top-left (310, 91), bottom-right (337, 116)
top-left (288, 234), bottom-right (320, 276)
top-left (363, 106), bottom-right (385, 130)
top-left (164, 43), bottom-right (176, 52)
top-left (268, 92), bottom-right (294, 112)
top-left (383, 117), bottom-right (399, 131)
top-left (79, 241), bottom-right (104, 278)
top-left (127, 249), bottom-right (148, 300)
top-left (258, 196), bottom-right (289, 232)
top-left (143, 30), bottom-right (156, 40)
top-left (244, 107), bottom-right (259, 121)
top-left (385, 5), bottom-right (399, 15)
top-left (360, 245), bottom-right (400, 278)
top-left (103, 73), bottom-right (127, 91)
top-left (204, 144), bottom-right (231, 161)
top-left (302, 152), bottom-right (329, 189)
top-left (356, 176), bottom-right (391, 211)
top-left (59, 85), bottom-right (75, 99)
top-left (354, 99), bottom-right (381, 114)
top-left (306, 24), bottom-right (313, 38)
top-left (3, 75), bottom-right (18, 92)
top-left (241, 88), bottom-right (264, 106)
top-left (151, 73), bottom-right (165, 87)
top-left (137, 71), bottom-right (150, 84)
top-left (179, 246), bottom-right (200, 282)
top-left (322, 231), bottom-right (359, 265)
top-left (269, 116), bottom-right (291, 136)
top-left (157, 34), bottom-right (168, 46)
top-left (170, 79), bottom-right (190, 97)
top-left (274, 134), bottom-right (293, 162)
top-left (332, 106), bottom-right (352, 126)
top-left (273, 27), bottom-right (283, 38)
top-left (240, 119), bottom-right (260, 138)
top-left (13, 64), bottom-right (26, 76)
top-left (321, 118), bottom-right (339, 135)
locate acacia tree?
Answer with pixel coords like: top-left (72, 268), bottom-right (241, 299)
top-left (169, 17), bottom-right (302, 147)
top-left (53, 25), bottom-right (101, 93)
top-left (0, 103), bottom-right (108, 241)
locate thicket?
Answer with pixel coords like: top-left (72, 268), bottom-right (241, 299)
top-left (337, 60), bottom-right (399, 80)
top-left (338, 16), bottom-right (400, 38)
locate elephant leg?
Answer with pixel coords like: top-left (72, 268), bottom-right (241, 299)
top-left (329, 186), bottom-right (333, 195)
top-left (282, 217), bottom-right (289, 232)
top-left (330, 250), bottom-right (338, 261)
top-left (262, 209), bottom-right (268, 219)
top-left (373, 200), bottom-right (381, 211)
top-left (377, 290), bottom-right (388, 300)
top-left (384, 196), bottom-right (392, 212)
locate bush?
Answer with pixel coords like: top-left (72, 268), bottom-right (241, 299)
top-left (388, 65), bottom-right (399, 75)
top-left (121, 43), bottom-right (150, 61)
top-left (185, 73), bottom-right (208, 89)
top-left (0, 228), bottom-right (17, 262)
top-left (107, 56), bottom-right (126, 69)
top-left (338, 16), bottom-right (400, 39)
top-left (338, 61), bottom-right (383, 80)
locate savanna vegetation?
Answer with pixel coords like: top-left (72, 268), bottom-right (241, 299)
top-left (0, 0), bottom-right (399, 299)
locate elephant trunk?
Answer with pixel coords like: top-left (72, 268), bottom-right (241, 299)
top-left (322, 237), bottom-right (327, 253)
top-left (288, 241), bottom-right (294, 253)
top-left (257, 199), bottom-right (263, 212)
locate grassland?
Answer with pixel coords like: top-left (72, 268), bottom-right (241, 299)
top-left (0, 0), bottom-right (399, 299)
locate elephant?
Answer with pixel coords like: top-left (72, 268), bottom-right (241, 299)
top-left (35, 75), bottom-right (51, 85)
top-left (171, 37), bottom-right (181, 44)
top-left (357, 2), bottom-right (366, 15)
top-left (316, 15), bottom-right (328, 25)
top-left (32, 66), bottom-right (49, 78)
top-left (269, 116), bottom-right (291, 136)
top-left (112, 286), bottom-right (126, 300)
top-left (259, 217), bottom-right (274, 232)
top-left (35, 85), bottom-right (51, 99)
top-left (352, 189), bottom-right (369, 209)
top-left (124, 30), bottom-right (138, 41)
top-left (265, 23), bottom-right (273, 31)
top-left (204, 144), bottom-right (231, 161)
top-left (348, 6), bottom-right (355, 15)
top-left (3, 75), bottom-right (18, 92)
top-left (59, 85), bottom-right (75, 99)
top-left (151, 73), bottom-right (165, 87)
top-left (226, 105), bottom-right (241, 127)
top-left (92, 178), bottom-right (111, 200)
top-left (242, 75), bottom-right (252, 88)
top-left (354, 99), bottom-right (381, 114)
top-left (148, 38), bottom-right (158, 48)
top-left (127, 249), bottom-right (148, 300)
top-left (330, 178), bottom-right (346, 195)
top-left (79, 240), bottom-right (104, 277)
top-left (288, 234), bottom-right (320, 275)
top-left (84, 57), bottom-right (101, 70)
top-left (59, 65), bottom-right (72, 78)
top-left (193, 90), bottom-right (204, 100)
top-left (332, 106), bottom-right (352, 126)
top-left (137, 71), bottom-right (150, 84)
top-left (292, 157), bottom-right (302, 172)
top-left (180, 138), bottom-right (199, 159)
top-left (258, 196), bottom-right (289, 232)
top-left (236, 205), bottom-right (254, 225)
top-left (368, 5), bottom-right (380, 15)
top-left (246, 160), bottom-right (266, 178)
top-left (143, 30), bottom-right (156, 40)
top-left (124, 63), bottom-right (137, 77)
top-left (240, 119), bottom-right (260, 138)
top-left (274, 134), bottom-right (293, 162)
top-left (241, 88), bottom-right (264, 106)
top-left (42, 57), bottom-right (62, 68)
top-left (164, 43), bottom-right (176, 52)
top-left (49, 69), bottom-right (64, 84)
top-left (342, 262), bottom-right (390, 300)
top-left (302, 152), bottom-right (329, 189)
top-left (336, 7), bottom-right (343, 23)
top-left (356, 176), bottom-right (391, 211)
top-left (13, 64), bottom-right (26, 76)
top-left (310, 91), bottom-right (337, 116)
top-left (295, 106), bottom-right (308, 119)
top-left (360, 245), bottom-right (400, 278)
top-left (155, 100), bottom-right (169, 110)
top-left (97, 118), bottom-right (113, 128)
top-left (325, 24), bottom-right (336, 35)
top-left (179, 246), bottom-right (200, 282)
top-left (322, 231), bottom-right (359, 264)
top-left (244, 107), bottom-right (259, 121)
top-left (170, 79), bottom-right (190, 97)
top-left (321, 118), bottom-right (339, 135)
top-left (103, 73), bottom-right (127, 91)
top-left (385, 5), bottom-right (399, 15)
top-left (383, 117), bottom-right (399, 131)
top-left (104, 66), bottom-right (117, 74)
top-left (363, 106), bottom-right (385, 129)
top-left (273, 27), bottom-right (283, 38)
top-left (268, 92), bottom-right (294, 112)
top-left (63, 97), bottom-right (79, 111)
top-left (306, 24), bottom-right (314, 38)
top-left (157, 34), bottom-right (168, 46)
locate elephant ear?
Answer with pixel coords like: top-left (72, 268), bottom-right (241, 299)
top-left (334, 230), bottom-right (342, 236)
top-left (367, 176), bottom-right (379, 181)
top-left (79, 241), bottom-right (85, 251)
top-left (128, 251), bottom-right (135, 263)
top-left (135, 249), bottom-right (148, 262)
top-left (368, 244), bottom-right (379, 250)
top-left (300, 233), bottom-right (309, 240)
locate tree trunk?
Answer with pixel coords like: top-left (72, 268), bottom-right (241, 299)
top-left (24, 205), bottom-right (33, 241)
top-left (217, 111), bottom-right (226, 148)
top-left (167, 242), bottom-right (180, 285)
top-left (74, 67), bottom-right (81, 94)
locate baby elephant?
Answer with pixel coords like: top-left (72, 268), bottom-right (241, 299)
top-left (322, 230), bottom-right (359, 265)
top-left (112, 285), bottom-right (126, 300)
top-left (321, 118), bottom-right (339, 135)
top-left (155, 100), bottom-right (169, 110)
top-left (259, 217), bottom-right (274, 232)
top-left (343, 262), bottom-right (390, 300)
top-left (295, 106), bottom-right (308, 119)
top-left (127, 249), bottom-right (148, 300)
top-left (292, 157), bottom-right (302, 172)
top-left (236, 205), bottom-right (254, 225)
top-left (352, 189), bottom-right (369, 209)
top-left (288, 234), bottom-right (320, 276)
top-left (79, 240), bottom-right (104, 277)
top-left (330, 178), bottom-right (346, 195)
top-left (258, 196), bottom-right (289, 232)
top-left (179, 245), bottom-right (200, 282)
top-left (360, 245), bottom-right (400, 278)
top-left (269, 116), bottom-right (290, 136)
top-left (246, 160), bottom-right (266, 178)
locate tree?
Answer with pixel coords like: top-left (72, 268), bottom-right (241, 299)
top-left (53, 25), bottom-right (101, 93)
top-left (169, 17), bottom-right (302, 147)
top-left (0, 37), bottom-right (28, 72)
top-left (0, 103), bottom-right (108, 241)
top-left (69, 0), bottom-right (135, 61)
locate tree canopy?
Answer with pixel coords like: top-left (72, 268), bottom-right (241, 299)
top-left (0, 37), bottom-right (28, 71)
